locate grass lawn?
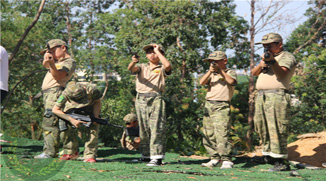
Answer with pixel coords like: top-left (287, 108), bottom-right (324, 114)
top-left (1, 135), bottom-right (325, 181)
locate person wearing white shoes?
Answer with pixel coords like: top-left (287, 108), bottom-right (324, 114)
top-left (199, 51), bottom-right (237, 169)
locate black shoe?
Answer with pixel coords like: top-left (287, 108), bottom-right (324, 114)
top-left (269, 159), bottom-right (291, 172)
top-left (131, 157), bottom-right (150, 163)
top-left (146, 159), bottom-right (162, 166)
top-left (252, 156), bottom-right (276, 164)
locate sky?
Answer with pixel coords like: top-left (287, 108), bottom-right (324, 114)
top-left (234, 0), bottom-right (310, 43)
top-left (231, 0), bottom-right (310, 71)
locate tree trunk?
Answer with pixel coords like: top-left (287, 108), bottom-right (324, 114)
top-left (246, 0), bottom-right (256, 151)
top-left (176, 37), bottom-right (185, 141)
top-left (9, 0), bottom-right (46, 63)
top-left (65, 0), bottom-right (74, 58)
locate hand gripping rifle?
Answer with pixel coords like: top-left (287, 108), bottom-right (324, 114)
top-left (65, 110), bottom-right (123, 129)
top-left (66, 111), bottom-right (139, 137)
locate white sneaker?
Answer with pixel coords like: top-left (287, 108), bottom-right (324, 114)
top-left (146, 159), bottom-right (162, 166)
top-left (201, 159), bottom-right (220, 167)
top-left (220, 161), bottom-right (234, 169)
top-left (34, 152), bottom-right (51, 159)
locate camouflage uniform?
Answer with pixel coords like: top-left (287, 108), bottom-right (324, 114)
top-left (133, 46), bottom-right (171, 160)
top-left (203, 73), bottom-right (237, 161)
top-left (254, 33), bottom-right (296, 158)
top-left (41, 39), bottom-right (76, 157)
top-left (55, 82), bottom-right (102, 159)
top-left (120, 113), bottom-right (140, 151)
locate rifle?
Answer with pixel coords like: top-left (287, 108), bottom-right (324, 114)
top-left (264, 47), bottom-right (270, 59)
top-left (66, 112), bottom-right (139, 137)
top-left (124, 127), bottom-right (139, 137)
top-left (54, 109), bottom-right (123, 131)
top-left (65, 111), bottom-right (123, 129)
top-left (46, 43), bottom-right (52, 60)
top-left (262, 47), bottom-right (270, 73)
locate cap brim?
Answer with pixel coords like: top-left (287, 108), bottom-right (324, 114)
top-left (40, 49), bottom-right (47, 55)
top-left (255, 42), bottom-right (263, 45)
top-left (143, 45), bottom-right (154, 51)
top-left (203, 59), bottom-right (211, 62)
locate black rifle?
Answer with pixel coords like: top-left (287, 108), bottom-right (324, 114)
top-left (124, 127), bottom-right (139, 137)
top-left (262, 47), bottom-right (270, 72)
top-left (66, 112), bottom-right (123, 128)
top-left (46, 43), bottom-right (52, 60)
top-left (264, 47), bottom-right (270, 59)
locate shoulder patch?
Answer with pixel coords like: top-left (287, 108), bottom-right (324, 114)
top-left (57, 95), bottom-right (65, 103)
top-left (153, 69), bottom-right (161, 74)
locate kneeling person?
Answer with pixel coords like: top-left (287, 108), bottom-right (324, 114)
top-left (52, 81), bottom-right (102, 163)
top-left (120, 113), bottom-right (140, 151)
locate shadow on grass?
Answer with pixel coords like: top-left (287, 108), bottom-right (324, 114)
top-left (1, 144), bottom-right (42, 151)
top-left (97, 148), bottom-right (140, 157)
top-left (168, 159), bottom-right (210, 165)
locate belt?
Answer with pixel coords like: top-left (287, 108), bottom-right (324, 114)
top-left (138, 92), bottom-right (160, 97)
top-left (42, 87), bottom-right (64, 94)
top-left (207, 100), bottom-right (229, 104)
top-left (257, 89), bottom-right (288, 95)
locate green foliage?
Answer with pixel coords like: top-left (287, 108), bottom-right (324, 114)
top-left (286, 1), bottom-right (326, 135)
top-left (1, 0), bottom-right (250, 156)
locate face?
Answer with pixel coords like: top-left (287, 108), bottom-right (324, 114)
top-left (263, 42), bottom-right (283, 55)
top-left (146, 49), bottom-right (160, 63)
top-left (48, 45), bottom-right (66, 60)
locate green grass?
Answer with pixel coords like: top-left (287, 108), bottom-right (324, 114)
top-left (1, 136), bottom-right (325, 181)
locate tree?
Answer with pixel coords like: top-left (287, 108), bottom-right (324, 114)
top-left (95, 0), bottom-right (249, 151)
top-left (286, 0), bottom-right (326, 136)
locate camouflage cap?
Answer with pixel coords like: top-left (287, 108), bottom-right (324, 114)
top-left (203, 51), bottom-right (227, 62)
top-left (143, 44), bottom-right (165, 54)
top-left (255, 33), bottom-right (283, 45)
top-left (65, 81), bottom-right (87, 102)
top-left (123, 113), bottom-right (137, 123)
top-left (40, 39), bottom-right (67, 55)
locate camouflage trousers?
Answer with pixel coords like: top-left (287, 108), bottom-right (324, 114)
top-left (42, 88), bottom-right (63, 157)
top-left (60, 120), bottom-right (99, 159)
top-left (42, 87), bottom-right (76, 157)
top-left (82, 123), bottom-right (100, 159)
top-left (60, 124), bottom-right (78, 155)
top-left (203, 101), bottom-right (232, 161)
top-left (120, 131), bottom-right (140, 151)
top-left (254, 90), bottom-right (291, 158)
top-left (135, 93), bottom-right (166, 160)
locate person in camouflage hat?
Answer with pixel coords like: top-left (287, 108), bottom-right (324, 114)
top-left (252, 33), bottom-right (296, 171)
top-left (120, 113), bottom-right (140, 151)
top-left (34, 39), bottom-right (76, 159)
top-left (199, 50), bottom-right (237, 169)
top-left (52, 81), bottom-right (103, 163)
top-left (128, 43), bottom-right (172, 166)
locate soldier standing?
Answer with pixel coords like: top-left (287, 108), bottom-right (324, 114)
top-left (199, 51), bottom-right (237, 169)
top-left (128, 44), bottom-right (172, 166)
top-left (52, 81), bottom-right (102, 163)
top-left (34, 39), bottom-right (76, 159)
top-left (252, 33), bottom-right (296, 171)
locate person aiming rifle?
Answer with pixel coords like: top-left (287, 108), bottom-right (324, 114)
top-left (52, 81), bottom-right (102, 163)
top-left (251, 33), bottom-right (296, 172)
top-left (120, 113), bottom-right (140, 151)
top-left (34, 39), bottom-right (76, 159)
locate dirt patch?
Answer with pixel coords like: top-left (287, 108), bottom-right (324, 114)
top-left (241, 132), bottom-right (326, 168)
top-left (287, 132), bottom-right (326, 168)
